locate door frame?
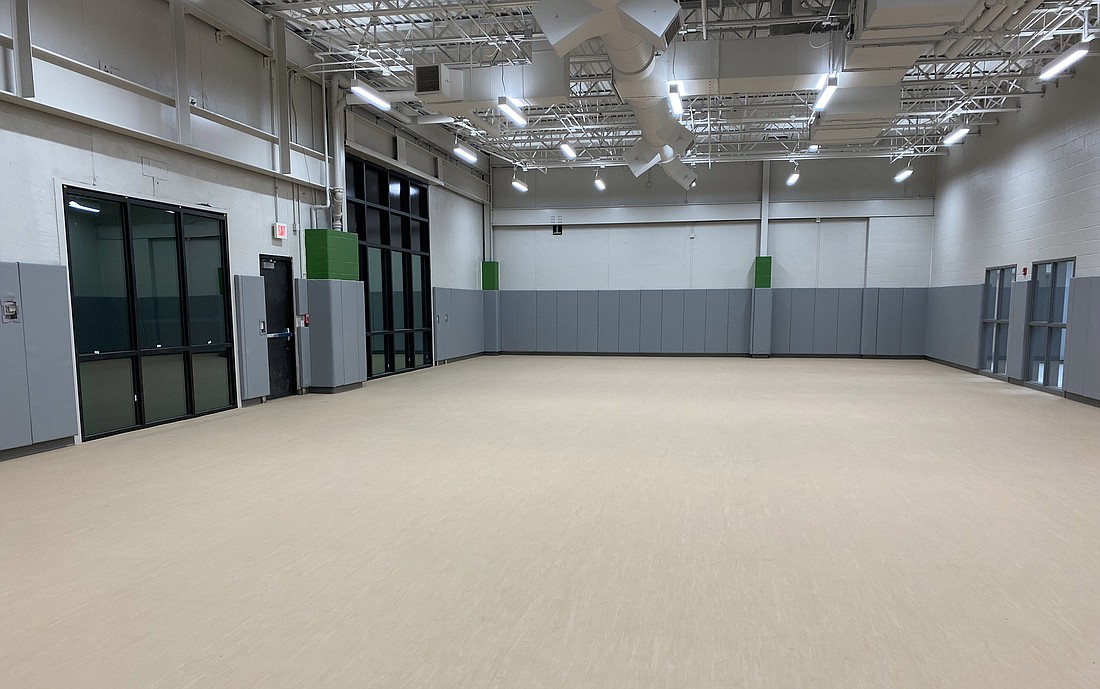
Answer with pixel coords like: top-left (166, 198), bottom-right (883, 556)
top-left (259, 254), bottom-right (299, 396)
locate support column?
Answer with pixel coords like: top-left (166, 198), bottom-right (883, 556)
top-left (273, 16), bottom-right (292, 175)
top-left (10, 0), bottom-right (35, 98)
top-left (169, 0), bottom-right (191, 144)
top-left (752, 161), bottom-right (773, 357)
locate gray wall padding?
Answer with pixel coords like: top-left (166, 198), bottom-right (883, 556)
top-left (925, 285), bottom-right (983, 369)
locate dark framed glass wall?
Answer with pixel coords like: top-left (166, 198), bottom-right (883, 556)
top-left (64, 188), bottom-right (236, 439)
top-left (1027, 259), bottom-right (1074, 389)
top-left (345, 156), bottom-right (432, 377)
top-left (980, 266), bottom-right (1015, 375)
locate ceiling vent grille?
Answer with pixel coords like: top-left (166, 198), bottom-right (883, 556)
top-left (415, 65), bottom-right (441, 94)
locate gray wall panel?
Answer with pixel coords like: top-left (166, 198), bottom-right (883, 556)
top-left (235, 275), bottom-right (270, 399)
top-left (294, 278), bottom-right (309, 315)
top-left (812, 288), bottom-right (839, 355)
top-left (925, 285), bottom-right (981, 368)
top-left (876, 288), bottom-right (903, 355)
top-left (771, 289), bottom-right (792, 354)
top-left (837, 289), bottom-right (863, 355)
top-left (730, 290), bottom-right (753, 354)
top-left (660, 290), bottom-right (686, 353)
top-left (598, 290), bottom-right (620, 352)
top-left (1063, 278), bottom-right (1090, 397)
top-left (639, 291), bottom-right (663, 353)
top-left (296, 326), bottom-right (312, 388)
top-left (556, 290), bottom-right (579, 353)
top-left (789, 289), bottom-right (816, 354)
top-left (1007, 282), bottom-right (1029, 380)
top-left (536, 291), bottom-right (557, 352)
top-left (516, 291), bottom-right (537, 351)
top-left (483, 291), bottom-right (501, 353)
top-left (0, 262), bottom-right (32, 451)
top-left (19, 263), bottom-right (79, 443)
top-left (750, 289), bottom-right (771, 356)
top-left (500, 290), bottom-right (518, 352)
top-left (704, 290), bottom-right (729, 353)
top-left (342, 281), bottom-right (367, 383)
top-left (900, 288), bottom-right (928, 356)
top-left (618, 290), bottom-right (641, 352)
top-left (307, 280), bottom-right (342, 388)
top-left (577, 291), bottom-right (599, 352)
top-left (683, 290), bottom-right (707, 353)
top-left (861, 288), bottom-right (879, 355)
top-left (432, 288), bottom-right (446, 360)
top-left (1078, 278), bottom-right (1100, 399)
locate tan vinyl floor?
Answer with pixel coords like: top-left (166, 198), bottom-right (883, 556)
top-left (2, 356), bottom-right (1099, 689)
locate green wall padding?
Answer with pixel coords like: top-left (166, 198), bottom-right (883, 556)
top-left (754, 256), bottom-right (772, 289)
top-left (305, 229), bottom-right (359, 281)
top-left (482, 261), bottom-right (500, 290)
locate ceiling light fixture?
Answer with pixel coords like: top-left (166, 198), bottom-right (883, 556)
top-left (453, 141), bottom-right (478, 164)
top-left (1039, 35), bottom-right (1094, 80)
top-left (813, 77), bottom-right (838, 111)
top-left (497, 96), bottom-right (527, 127)
top-left (807, 144), bottom-right (820, 153)
top-left (813, 73), bottom-right (829, 91)
top-left (511, 169), bottom-right (528, 192)
top-left (786, 164), bottom-right (800, 186)
top-left (559, 140), bottom-right (577, 161)
top-left (942, 126), bottom-right (971, 146)
top-left (668, 81), bottom-right (684, 117)
top-left (894, 166), bottom-right (914, 183)
top-left (349, 79), bottom-right (391, 111)
top-left (594, 170), bottom-right (606, 191)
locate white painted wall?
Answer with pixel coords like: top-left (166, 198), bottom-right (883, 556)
top-left (867, 216), bottom-right (933, 288)
top-left (429, 187), bottom-right (484, 289)
top-left (933, 59), bottom-right (1100, 286)
top-left (769, 219), bottom-right (868, 288)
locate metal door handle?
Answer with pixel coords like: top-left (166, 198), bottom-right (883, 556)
top-left (266, 330), bottom-right (293, 340)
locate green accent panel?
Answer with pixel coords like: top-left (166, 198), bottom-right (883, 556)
top-left (754, 256), bottom-right (772, 289)
top-left (305, 229), bottom-right (359, 280)
top-left (482, 261), bottom-right (500, 290)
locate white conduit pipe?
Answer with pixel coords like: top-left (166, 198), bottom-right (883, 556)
top-left (328, 74), bottom-right (349, 233)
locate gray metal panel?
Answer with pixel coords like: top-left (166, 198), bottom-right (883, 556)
top-left (293, 278), bottom-right (309, 315)
top-left (1084, 278), bottom-right (1100, 401)
top-left (836, 289), bottom-right (863, 355)
top-left (305, 280), bottom-right (341, 388)
top-left (432, 287), bottom-right (446, 360)
top-left (577, 291), bottom-right (599, 352)
top-left (861, 288), bottom-right (879, 355)
top-left (536, 291), bottom-right (557, 352)
top-left (618, 290), bottom-right (641, 353)
top-left (639, 291), bottom-right (663, 353)
top-left (660, 290), bottom-right (685, 353)
top-left (19, 263), bottom-right (79, 443)
top-left (876, 288), bottom-right (904, 356)
top-left (729, 290), bottom-right (753, 354)
top-left (346, 281), bottom-right (367, 383)
top-left (500, 290), bottom-right (518, 352)
top-left (750, 289), bottom-right (771, 356)
top-left (703, 290), bottom-right (729, 353)
top-left (789, 289), bottom-right (816, 354)
top-left (234, 275), bottom-right (270, 399)
top-left (1006, 282), bottom-right (1029, 381)
top-left (483, 291), bottom-right (501, 353)
top-left (683, 290), bottom-right (707, 353)
top-left (812, 288), bottom-right (839, 355)
top-left (556, 290), bottom-right (579, 352)
top-left (296, 326), bottom-right (312, 388)
top-left (516, 291), bottom-right (537, 351)
top-left (771, 289), bottom-right (792, 354)
top-left (925, 285), bottom-right (982, 368)
top-left (1063, 277), bottom-right (1090, 396)
top-left (598, 290), bottom-right (620, 353)
top-left (900, 288), bottom-right (928, 356)
top-left (0, 262), bottom-right (32, 451)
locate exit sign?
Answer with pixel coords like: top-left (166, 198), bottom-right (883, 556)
top-left (273, 222), bottom-right (288, 240)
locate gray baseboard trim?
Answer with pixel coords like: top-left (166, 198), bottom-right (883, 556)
top-left (0, 437), bottom-right (75, 463)
top-left (926, 357), bottom-right (979, 374)
top-left (499, 351), bottom-right (752, 358)
top-left (308, 382), bottom-right (364, 395)
top-left (436, 352), bottom-right (488, 365)
top-left (1066, 392), bottom-right (1100, 408)
top-left (241, 397), bottom-right (265, 407)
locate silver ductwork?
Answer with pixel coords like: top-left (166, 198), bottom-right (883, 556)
top-left (533, 0), bottom-right (697, 188)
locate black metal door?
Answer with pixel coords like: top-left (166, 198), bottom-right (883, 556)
top-left (260, 256), bottom-right (296, 398)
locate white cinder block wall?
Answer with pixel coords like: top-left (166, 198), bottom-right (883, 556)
top-left (933, 58), bottom-right (1100, 285)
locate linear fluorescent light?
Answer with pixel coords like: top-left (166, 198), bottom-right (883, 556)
top-left (668, 81), bottom-right (684, 117)
top-left (786, 169), bottom-right (800, 186)
top-left (594, 172), bottom-right (606, 191)
top-left (813, 73), bottom-right (829, 91)
top-left (349, 79), bottom-right (391, 111)
top-left (497, 96), bottom-right (527, 127)
top-left (1039, 37), bottom-right (1093, 80)
top-left (813, 77), bottom-right (838, 111)
top-left (807, 144), bottom-right (819, 153)
top-left (453, 143), bottom-right (478, 164)
top-left (942, 126), bottom-right (970, 146)
top-left (67, 200), bottom-right (100, 214)
top-left (511, 172), bottom-right (528, 192)
top-left (559, 141), bottom-right (577, 161)
top-left (894, 167), bottom-right (914, 183)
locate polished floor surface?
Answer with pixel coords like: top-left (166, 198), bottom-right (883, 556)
top-left (2, 357), bottom-right (1098, 688)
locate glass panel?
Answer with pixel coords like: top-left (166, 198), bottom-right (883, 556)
top-left (79, 359), bottom-right (136, 436)
top-left (66, 196), bottom-right (132, 354)
top-left (1032, 263), bottom-right (1053, 323)
top-left (346, 162), bottom-right (363, 201)
top-left (192, 351), bottom-right (232, 413)
top-left (366, 247), bottom-right (385, 333)
top-left (183, 215), bottom-right (228, 346)
top-left (388, 178), bottom-right (403, 209)
top-left (980, 323), bottom-right (995, 372)
top-left (415, 332), bottom-right (430, 367)
top-left (994, 323), bottom-right (1010, 375)
top-left (1048, 327), bottom-right (1066, 389)
top-left (363, 166), bottom-right (382, 204)
top-left (384, 334), bottom-right (395, 373)
top-left (983, 270), bottom-right (998, 320)
top-left (1028, 327), bottom-right (1047, 384)
top-left (347, 203), bottom-right (365, 240)
top-left (389, 214), bottom-right (406, 248)
top-left (369, 336), bottom-right (387, 377)
top-left (1052, 260), bottom-right (1073, 324)
top-left (409, 185), bottom-right (421, 217)
top-left (395, 333), bottom-right (409, 371)
top-left (392, 252), bottom-right (407, 330)
top-left (409, 220), bottom-right (422, 255)
top-left (141, 354), bottom-right (188, 422)
top-left (998, 268), bottom-right (1015, 319)
top-left (131, 206), bottom-right (183, 349)
top-left (411, 256), bottom-right (424, 329)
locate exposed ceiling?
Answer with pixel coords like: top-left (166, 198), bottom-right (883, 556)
top-left (256, 0), bottom-right (1098, 176)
